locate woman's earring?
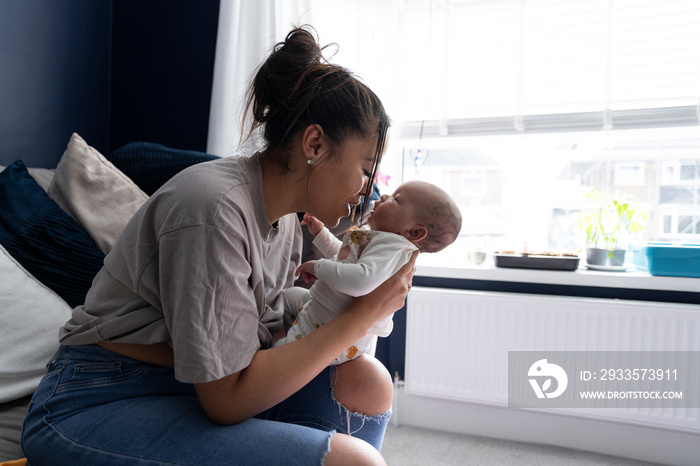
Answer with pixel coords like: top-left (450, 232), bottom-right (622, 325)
top-left (307, 159), bottom-right (314, 165)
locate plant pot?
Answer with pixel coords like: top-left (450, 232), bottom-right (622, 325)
top-left (608, 249), bottom-right (626, 266)
top-left (586, 247), bottom-right (609, 266)
top-left (586, 247), bottom-right (626, 266)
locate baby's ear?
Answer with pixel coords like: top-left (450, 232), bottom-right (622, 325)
top-left (406, 225), bottom-right (428, 242)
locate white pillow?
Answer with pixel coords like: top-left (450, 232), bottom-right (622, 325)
top-left (0, 244), bottom-right (72, 403)
top-left (48, 133), bottom-right (149, 255)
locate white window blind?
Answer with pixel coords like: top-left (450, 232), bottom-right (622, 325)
top-left (310, 0), bottom-right (700, 137)
top-left (396, 0), bottom-right (700, 138)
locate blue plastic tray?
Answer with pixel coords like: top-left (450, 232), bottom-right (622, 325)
top-left (631, 243), bottom-right (700, 278)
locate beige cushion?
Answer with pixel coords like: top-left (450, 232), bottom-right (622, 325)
top-left (48, 133), bottom-right (149, 255)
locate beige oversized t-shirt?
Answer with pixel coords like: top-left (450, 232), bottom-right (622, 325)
top-left (59, 154), bottom-right (302, 383)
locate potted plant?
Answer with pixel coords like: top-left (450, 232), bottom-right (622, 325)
top-left (578, 189), bottom-right (647, 266)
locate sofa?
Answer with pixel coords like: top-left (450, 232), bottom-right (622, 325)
top-left (0, 133), bottom-right (218, 462)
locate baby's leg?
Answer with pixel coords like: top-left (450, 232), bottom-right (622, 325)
top-left (333, 334), bottom-right (379, 365)
top-left (274, 292), bottom-right (314, 348)
top-left (282, 286), bottom-right (311, 330)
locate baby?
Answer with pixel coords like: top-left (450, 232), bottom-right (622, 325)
top-left (274, 180), bottom-right (462, 364)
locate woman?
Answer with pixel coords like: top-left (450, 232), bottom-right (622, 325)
top-left (21, 26), bottom-right (416, 465)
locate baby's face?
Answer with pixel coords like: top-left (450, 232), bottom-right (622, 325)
top-left (367, 182), bottom-right (426, 235)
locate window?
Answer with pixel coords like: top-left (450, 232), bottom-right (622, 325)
top-left (310, 0), bottom-right (700, 264)
top-left (663, 212), bottom-right (700, 237)
top-left (614, 163), bottom-right (645, 187)
top-left (400, 127), bottom-right (700, 257)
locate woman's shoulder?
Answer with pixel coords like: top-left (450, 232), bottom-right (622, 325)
top-left (147, 155), bottom-right (263, 233)
top-left (176, 155), bottom-right (259, 193)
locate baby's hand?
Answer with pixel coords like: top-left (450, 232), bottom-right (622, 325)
top-left (301, 213), bottom-right (324, 237)
top-left (296, 261), bottom-right (318, 284)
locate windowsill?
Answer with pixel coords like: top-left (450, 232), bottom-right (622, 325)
top-left (415, 255), bottom-right (700, 294)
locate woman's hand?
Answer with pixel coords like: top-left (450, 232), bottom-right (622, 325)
top-left (352, 250), bottom-right (419, 326)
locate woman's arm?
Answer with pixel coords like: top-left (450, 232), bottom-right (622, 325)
top-left (195, 251), bottom-right (418, 425)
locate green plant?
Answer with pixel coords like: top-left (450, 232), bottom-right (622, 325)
top-left (577, 189), bottom-right (647, 251)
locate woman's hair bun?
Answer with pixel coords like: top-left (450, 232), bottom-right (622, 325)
top-left (243, 24), bottom-right (390, 204)
top-left (246, 26), bottom-right (329, 137)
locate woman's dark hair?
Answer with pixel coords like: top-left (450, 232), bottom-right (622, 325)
top-left (243, 26), bottom-right (390, 215)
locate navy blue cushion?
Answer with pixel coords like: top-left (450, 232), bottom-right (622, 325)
top-left (107, 142), bottom-right (219, 195)
top-left (0, 160), bottom-right (105, 308)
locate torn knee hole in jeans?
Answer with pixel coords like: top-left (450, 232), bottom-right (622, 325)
top-left (329, 367), bottom-right (392, 435)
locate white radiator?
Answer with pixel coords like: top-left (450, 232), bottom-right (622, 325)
top-left (405, 287), bottom-right (700, 434)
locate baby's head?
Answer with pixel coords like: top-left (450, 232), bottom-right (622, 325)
top-left (368, 181), bottom-right (462, 253)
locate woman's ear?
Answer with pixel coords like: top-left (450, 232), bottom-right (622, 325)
top-left (301, 124), bottom-right (329, 164)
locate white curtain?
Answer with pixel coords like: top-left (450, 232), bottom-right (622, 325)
top-left (207, 0), bottom-right (312, 156)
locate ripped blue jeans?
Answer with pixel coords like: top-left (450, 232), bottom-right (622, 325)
top-left (257, 360), bottom-right (391, 445)
top-left (21, 345), bottom-right (390, 465)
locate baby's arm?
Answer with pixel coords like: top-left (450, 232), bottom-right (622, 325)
top-left (296, 260), bottom-right (318, 284)
top-left (300, 213), bottom-right (324, 237)
top-left (301, 213), bottom-right (343, 258)
top-left (314, 235), bottom-right (414, 297)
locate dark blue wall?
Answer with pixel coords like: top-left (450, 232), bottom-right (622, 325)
top-left (110, 0), bottom-right (219, 153)
top-left (0, 0), bottom-right (219, 169)
top-left (0, 0), bottom-right (112, 168)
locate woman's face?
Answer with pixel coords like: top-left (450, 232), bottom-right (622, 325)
top-left (307, 136), bottom-right (378, 227)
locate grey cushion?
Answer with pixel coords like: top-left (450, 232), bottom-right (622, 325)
top-left (0, 395), bottom-right (31, 461)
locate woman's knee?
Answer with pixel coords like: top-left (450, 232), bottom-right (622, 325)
top-left (332, 355), bottom-right (393, 415)
top-left (325, 432), bottom-right (387, 466)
